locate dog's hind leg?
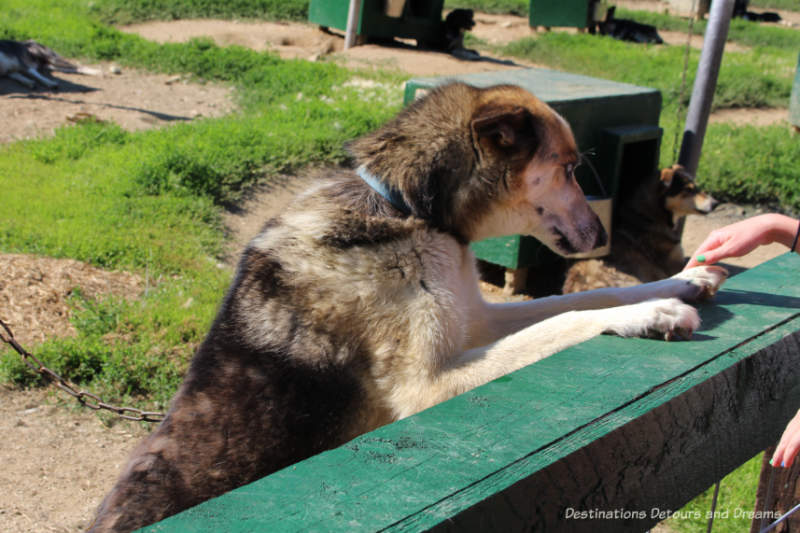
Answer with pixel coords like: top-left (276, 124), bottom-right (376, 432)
top-left (8, 71), bottom-right (36, 88)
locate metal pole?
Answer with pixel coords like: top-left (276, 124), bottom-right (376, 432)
top-left (677, 0), bottom-right (735, 176)
top-left (344, 0), bottom-right (363, 50)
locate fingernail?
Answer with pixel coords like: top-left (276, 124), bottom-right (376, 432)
top-left (782, 461), bottom-right (787, 468)
top-left (697, 255), bottom-right (706, 263)
top-left (770, 459), bottom-right (774, 466)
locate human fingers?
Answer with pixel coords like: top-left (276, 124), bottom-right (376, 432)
top-left (772, 410), bottom-right (800, 468)
top-left (684, 233), bottom-right (727, 269)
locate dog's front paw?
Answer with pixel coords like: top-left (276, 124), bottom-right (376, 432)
top-left (605, 298), bottom-right (700, 341)
top-left (667, 265), bottom-right (728, 302)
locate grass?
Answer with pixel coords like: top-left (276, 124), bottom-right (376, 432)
top-left (447, 0), bottom-right (799, 16)
top-left (666, 454), bottom-right (764, 533)
top-left (697, 123), bottom-right (800, 212)
top-left (617, 8), bottom-right (800, 51)
top-left (89, 0), bottom-right (309, 25)
top-left (446, 0), bottom-right (528, 15)
top-left (502, 32), bottom-right (793, 112)
top-left (751, 0), bottom-right (798, 10)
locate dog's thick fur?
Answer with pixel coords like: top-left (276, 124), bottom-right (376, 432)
top-left (0, 39), bottom-right (99, 89)
top-left (89, 83), bottom-right (726, 532)
top-left (563, 164), bottom-right (718, 293)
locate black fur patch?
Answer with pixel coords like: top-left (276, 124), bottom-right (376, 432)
top-left (320, 215), bottom-right (411, 249)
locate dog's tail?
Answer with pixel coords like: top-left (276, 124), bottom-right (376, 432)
top-left (23, 40), bottom-right (101, 75)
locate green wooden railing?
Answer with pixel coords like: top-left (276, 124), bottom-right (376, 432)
top-left (141, 253), bottom-right (800, 532)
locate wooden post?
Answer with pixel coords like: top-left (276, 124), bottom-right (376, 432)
top-left (344, 0), bottom-right (363, 50)
top-left (503, 267), bottom-right (528, 296)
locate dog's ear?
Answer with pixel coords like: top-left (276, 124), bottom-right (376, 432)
top-left (660, 164), bottom-right (693, 188)
top-left (660, 166), bottom-right (675, 188)
top-left (471, 106), bottom-right (539, 161)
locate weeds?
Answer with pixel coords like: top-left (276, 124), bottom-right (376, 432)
top-left (89, 0), bottom-right (309, 25)
top-left (698, 123), bottom-right (800, 212)
top-left (501, 32), bottom-right (792, 113)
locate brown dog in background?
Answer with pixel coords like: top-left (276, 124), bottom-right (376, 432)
top-left (563, 164), bottom-right (718, 293)
top-left (89, 84), bottom-right (726, 532)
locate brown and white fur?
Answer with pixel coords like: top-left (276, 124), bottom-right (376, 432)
top-left (563, 164), bottom-right (718, 293)
top-left (89, 83), bottom-right (726, 532)
top-left (0, 39), bottom-right (100, 89)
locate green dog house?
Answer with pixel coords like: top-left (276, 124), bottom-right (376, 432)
top-left (308, 0), bottom-right (445, 45)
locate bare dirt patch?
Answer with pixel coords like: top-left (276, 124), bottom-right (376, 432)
top-left (120, 17), bottom-right (538, 77)
top-left (117, 16), bottom-right (786, 127)
top-left (0, 255), bottom-right (147, 533)
top-left (709, 107), bottom-right (790, 126)
top-left (0, 63), bottom-right (236, 143)
top-left (0, 254), bottom-right (143, 345)
top-left (0, 385), bottom-right (150, 533)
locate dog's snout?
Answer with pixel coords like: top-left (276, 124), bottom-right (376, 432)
top-left (593, 223), bottom-right (608, 249)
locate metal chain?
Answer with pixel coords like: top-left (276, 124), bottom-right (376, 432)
top-left (0, 319), bottom-right (165, 423)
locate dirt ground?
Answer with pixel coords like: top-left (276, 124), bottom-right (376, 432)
top-left (0, 11), bottom-right (795, 532)
top-left (0, 64), bottom-right (236, 144)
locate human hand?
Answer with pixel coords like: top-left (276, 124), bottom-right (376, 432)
top-left (684, 214), bottom-right (798, 270)
top-left (772, 408), bottom-right (800, 468)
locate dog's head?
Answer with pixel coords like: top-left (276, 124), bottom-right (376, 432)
top-left (660, 164), bottom-right (718, 217)
top-left (444, 9), bottom-right (476, 33)
top-left (348, 83), bottom-right (606, 255)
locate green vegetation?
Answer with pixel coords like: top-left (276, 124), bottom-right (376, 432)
top-left (666, 454), bottom-right (763, 533)
top-left (617, 8), bottom-right (800, 50)
top-left (751, 0), bottom-right (798, 10)
top-left (447, 0), bottom-right (799, 17)
top-left (698, 122), bottom-right (800, 211)
top-left (502, 32), bottom-right (792, 112)
top-left (90, 0), bottom-right (309, 25)
top-left (445, 0), bottom-right (528, 15)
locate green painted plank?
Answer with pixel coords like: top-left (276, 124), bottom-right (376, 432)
top-left (404, 68), bottom-right (660, 106)
top-left (142, 253), bottom-right (800, 532)
top-left (530, 0), bottom-right (592, 29)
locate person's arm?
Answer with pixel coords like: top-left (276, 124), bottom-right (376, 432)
top-left (684, 214), bottom-right (800, 270)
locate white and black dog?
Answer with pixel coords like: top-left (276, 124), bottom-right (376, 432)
top-left (0, 39), bottom-right (99, 89)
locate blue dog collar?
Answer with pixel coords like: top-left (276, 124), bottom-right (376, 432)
top-left (357, 166), bottom-right (411, 216)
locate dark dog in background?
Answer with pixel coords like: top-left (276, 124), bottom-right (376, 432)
top-left (597, 6), bottom-right (664, 44)
top-left (0, 39), bottom-right (100, 89)
top-left (563, 164), bottom-right (718, 293)
top-left (733, 0), bottom-right (782, 22)
top-left (422, 8), bottom-right (481, 59)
